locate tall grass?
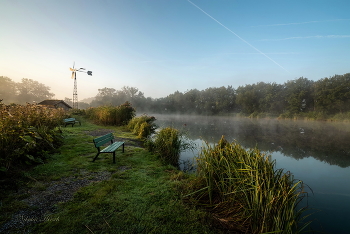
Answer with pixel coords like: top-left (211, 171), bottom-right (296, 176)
top-left (0, 103), bottom-right (66, 173)
top-left (330, 111), bottom-right (350, 122)
top-left (189, 136), bottom-right (309, 233)
top-left (127, 115), bottom-right (157, 139)
top-left (85, 102), bottom-right (135, 126)
top-left (145, 127), bottom-right (194, 167)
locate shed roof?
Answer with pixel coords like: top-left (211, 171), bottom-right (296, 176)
top-left (38, 100), bottom-right (72, 109)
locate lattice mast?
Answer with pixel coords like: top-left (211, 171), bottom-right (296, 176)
top-left (70, 62), bottom-right (92, 109)
top-left (73, 72), bottom-right (78, 109)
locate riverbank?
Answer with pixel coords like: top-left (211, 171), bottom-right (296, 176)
top-left (0, 117), bottom-right (221, 234)
top-left (221, 111), bottom-right (350, 122)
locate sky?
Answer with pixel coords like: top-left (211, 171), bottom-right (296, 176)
top-left (1, 0), bottom-right (350, 101)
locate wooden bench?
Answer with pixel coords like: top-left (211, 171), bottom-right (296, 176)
top-left (64, 118), bottom-right (81, 127)
top-left (92, 133), bottom-right (125, 163)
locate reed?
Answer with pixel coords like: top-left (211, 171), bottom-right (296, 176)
top-left (190, 136), bottom-right (310, 233)
top-left (127, 115), bottom-right (157, 139)
top-left (85, 102), bottom-right (135, 126)
top-left (145, 127), bottom-right (194, 167)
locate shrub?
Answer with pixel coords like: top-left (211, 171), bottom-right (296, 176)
top-left (330, 111), bottom-right (350, 122)
top-left (0, 103), bottom-right (66, 173)
top-left (85, 102), bottom-right (135, 126)
top-left (187, 136), bottom-right (310, 233)
top-left (145, 127), bottom-right (194, 167)
top-left (127, 115), bottom-right (157, 139)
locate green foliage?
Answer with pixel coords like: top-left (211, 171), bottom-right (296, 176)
top-left (0, 77), bottom-right (54, 105)
top-left (187, 136), bottom-right (310, 233)
top-left (85, 102), bottom-right (135, 126)
top-left (146, 73), bottom-right (350, 120)
top-left (127, 115), bottom-right (157, 139)
top-left (0, 76), bottom-right (17, 103)
top-left (1, 121), bottom-right (219, 234)
top-left (145, 127), bottom-right (194, 167)
top-left (313, 73), bottom-right (350, 114)
top-left (90, 86), bottom-right (147, 111)
top-left (3, 72), bottom-right (350, 120)
top-left (329, 111), bottom-right (350, 121)
top-left (0, 103), bottom-right (66, 173)
top-left (69, 108), bottom-right (86, 116)
top-left (16, 78), bottom-right (55, 104)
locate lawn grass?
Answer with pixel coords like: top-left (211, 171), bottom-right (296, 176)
top-left (0, 117), bottom-right (220, 234)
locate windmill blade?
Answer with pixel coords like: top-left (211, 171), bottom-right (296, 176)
top-left (71, 62), bottom-right (76, 78)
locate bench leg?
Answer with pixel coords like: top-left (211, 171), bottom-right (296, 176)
top-left (122, 143), bottom-right (124, 153)
top-left (113, 152), bottom-right (116, 164)
top-left (93, 152), bottom-right (100, 162)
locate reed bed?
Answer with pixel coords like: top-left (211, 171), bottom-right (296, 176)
top-left (0, 103), bottom-right (66, 172)
top-left (85, 102), bottom-right (135, 126)
top-left (189, 136), bottom-right (309, 233)
top-left (127, 115), bottom-right (157, 139)
top-left (145, 127), bottom-right (194, 167)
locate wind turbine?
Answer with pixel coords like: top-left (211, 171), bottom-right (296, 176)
top-left (69, 62), bottom-right (92, 109)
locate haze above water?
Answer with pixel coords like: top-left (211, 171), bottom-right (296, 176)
top-left (154, 114), bottom-right (350, 234)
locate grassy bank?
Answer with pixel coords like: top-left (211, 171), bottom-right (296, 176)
top-left (0, 117), bottom-right (219, 234)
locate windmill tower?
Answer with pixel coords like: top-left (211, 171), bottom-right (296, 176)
top-left (70, 62), bottom-right (92, 109)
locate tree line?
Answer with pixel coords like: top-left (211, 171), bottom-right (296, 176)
top-left (1, 73), bottom-right (350, 118)
top-left (92, 73), bottom-right (350, 118)
top-left (0, 77), bottom-right (55, 104)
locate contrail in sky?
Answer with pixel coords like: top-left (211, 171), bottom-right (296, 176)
top-left (254, 19), bottom-right (350, 27)
top-left (187, 0), bottom-right (289, 73)
top-left (261, 35), bottom-right (350, 41)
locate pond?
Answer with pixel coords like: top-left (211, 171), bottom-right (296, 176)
top-left (154, 114), bottom-right (350, 234)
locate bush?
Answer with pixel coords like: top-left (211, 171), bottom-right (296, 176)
top-left (127, 115), bottom-right (157, 139)
top-left (85, 102), bottom-right (135, 126)
top-left (330, 111), bottom-right (350, 122)
top-left (0, 103), bottom-right (66, 173)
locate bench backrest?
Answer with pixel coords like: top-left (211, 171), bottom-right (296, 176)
top-left (64, 118), bottom-right (76, 122)
top-left (93, 133), bottom-right (114, 148)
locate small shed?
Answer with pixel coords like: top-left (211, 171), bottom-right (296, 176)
top-left (38, 100), bottom-right (72, 111)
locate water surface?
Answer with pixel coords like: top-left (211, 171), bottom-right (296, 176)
top-left (154, 114), bottom-right (350, 233)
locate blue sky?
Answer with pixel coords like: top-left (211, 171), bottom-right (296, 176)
top-left (1, 0), bottom-right (349, 100)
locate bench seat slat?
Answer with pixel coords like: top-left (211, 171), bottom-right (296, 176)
top-left (100, 141), bottom-right (124, 153)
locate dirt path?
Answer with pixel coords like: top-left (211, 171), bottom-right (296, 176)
top-left (0, 168), bottom-right (131, 233)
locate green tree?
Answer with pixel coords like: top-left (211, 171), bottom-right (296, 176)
top-left (119, 86), bottom-right (146, 110)
top-left (313, 74), bottom-right (350, 114)
top-left (236, 84), bottom-right (262, 114)
top-left (16, 78), bottom-right (54, 104)
top-left (283, 77), bottom-right (314, 114)
top-left (91, 87), bottom-right (117, 106)
top-left (0, 76), bottom-right (17, 103)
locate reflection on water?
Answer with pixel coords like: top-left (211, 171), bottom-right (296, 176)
top-left (154, 114), bottom-right (350, 233)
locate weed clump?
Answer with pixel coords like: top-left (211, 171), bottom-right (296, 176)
top-left (187, 136), bottom-right (310, 233)
top-left (145, 127), bottom-right (194, 167)
top-left (85, 102), bottom-right (135, 126)
top-left (0, 103), bottom-right (66, 173)
top-left (127, 115), bottom-right (157, 139)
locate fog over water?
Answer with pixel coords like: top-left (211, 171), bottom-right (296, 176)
top-left (154, 114), bottom-right (350, 233)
